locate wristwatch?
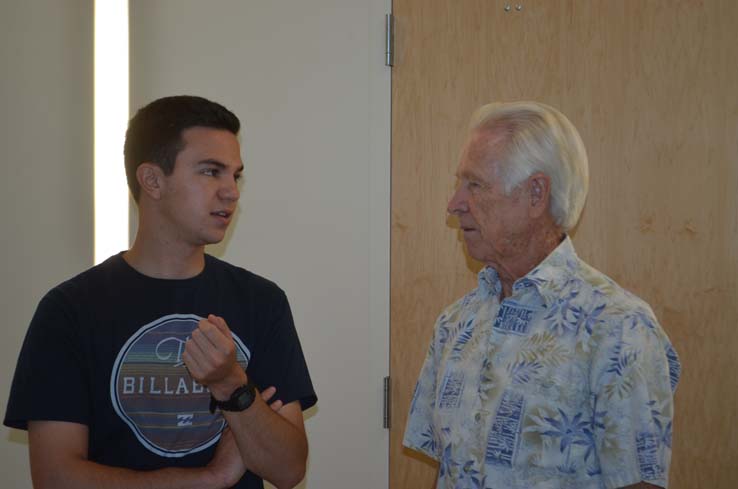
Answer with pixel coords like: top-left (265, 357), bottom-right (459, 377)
top-left (209, 382), bottom-right (257, 414)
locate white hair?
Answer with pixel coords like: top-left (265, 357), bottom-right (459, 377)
top-left (470, 101), bottom-right (589, 231)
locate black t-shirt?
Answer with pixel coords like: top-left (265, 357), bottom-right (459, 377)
top-left (4, 253), bottom-right (317, 488)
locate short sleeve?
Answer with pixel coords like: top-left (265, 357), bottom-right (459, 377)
top-left (246, 289), bottom-right (317, 411)
top-left (402, 320), bottom-right (442, 461)
top-left (4, 290), bottom-right (91, 430)
top-left (590, 309), bottom-right (679, 489)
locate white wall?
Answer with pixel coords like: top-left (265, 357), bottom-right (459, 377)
top-left (0, 1), bottom-right (94, 488)
top-left (129, 1), bottom-right (390, 487)
top-left (1, 1), bottom-right (390, 487)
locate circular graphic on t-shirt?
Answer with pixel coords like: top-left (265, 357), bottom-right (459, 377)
top-left (110, 314), bottom-right (250, 458)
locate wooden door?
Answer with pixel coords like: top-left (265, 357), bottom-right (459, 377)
top-left (390, 1), bottom-right (738, 488)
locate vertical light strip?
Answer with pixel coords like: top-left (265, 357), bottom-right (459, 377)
top-left (94, 0), bottom-right (129, 264)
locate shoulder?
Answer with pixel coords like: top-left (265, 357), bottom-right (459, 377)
top-left (23, 256), bottom-right (127, 341)
top-left (572, 259), bottom-right (676, 367)
top-left (42, 254), bottom-right (124, 307)
top-left (572, 259), bottom-right (658, 325)
top-left (204, 255), bottom-right (288, 303)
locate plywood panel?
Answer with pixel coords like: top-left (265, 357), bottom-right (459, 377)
top-left (391, 1), bottom-right (738, 487)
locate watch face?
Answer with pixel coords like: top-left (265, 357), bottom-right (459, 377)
top-left (235, 386), bottom-right (256, 410)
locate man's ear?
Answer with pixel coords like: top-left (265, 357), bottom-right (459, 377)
top-left (528, 172), bottom-right (551, 218)
top-left (136, 163), bottom-right (165, 200)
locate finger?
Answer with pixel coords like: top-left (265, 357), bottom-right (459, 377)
top-left (269, 400), bottom-right (283, 412)
top-left (182, 344), bottom-right (207, 381)
top-left (196, 318), bottom-right (224, 346)
top-left (184, 336), bottom-right (215, 377)
top-left (198, 318), bottom-right (234, 355)
top-left (209, 314), bottom-right (232, 336)
top-left (261, 386), bottom-right (276, 401)
top-left (260, 386), bottom-right (282, 411)
top-left (190, 325), bottom-right (221, 358)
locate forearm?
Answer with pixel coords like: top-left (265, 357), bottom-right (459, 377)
top-left (224, 397), bottom-right (308, 489)
top-left (29, 420), bottom-right (243, 489)
top-left (182, 315), bottom-right (308, 487)
top-left (31, 459), bottom-right (221, 489)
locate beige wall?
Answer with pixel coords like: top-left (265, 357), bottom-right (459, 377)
top-left (129, 1), bottom-right (391, 487)
top-left (1, 1), bottom-right (391, 488)
top-left (0, 1), bottom-right (94, 488)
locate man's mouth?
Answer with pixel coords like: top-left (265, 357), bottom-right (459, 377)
top-left (211, 210), bottom-right (232, 219)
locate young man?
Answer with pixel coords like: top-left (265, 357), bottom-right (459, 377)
top-left (5, 95), bottom-right (316, 489)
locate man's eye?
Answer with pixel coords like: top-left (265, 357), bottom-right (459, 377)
top-left (202, 168), bottom-right (219, 177)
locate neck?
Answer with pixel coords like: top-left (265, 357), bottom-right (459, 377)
top-left (123, 213), bottom-right (206, 280)
top-left (494, 226), bottom-right (564, 299)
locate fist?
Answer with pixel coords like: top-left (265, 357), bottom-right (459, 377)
top-left (182, 314), bottom-right (247, 398)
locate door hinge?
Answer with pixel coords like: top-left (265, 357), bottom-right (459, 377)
top-left (383, 376), bottom-right (391, 429)
top-left (385, 14), bottom-right (394, 67)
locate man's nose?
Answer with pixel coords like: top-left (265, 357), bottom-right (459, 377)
top-left (447, 187), bottom-right (467, 215)
top-left (219, 180), bottom-right (240, 201)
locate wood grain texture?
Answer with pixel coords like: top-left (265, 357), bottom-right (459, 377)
top-left (390, 1), bottom-right (738, 488)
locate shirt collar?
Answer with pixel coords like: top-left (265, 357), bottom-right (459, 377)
top-left (477, 236), bottom-right (580, 307)
top-left (477, 266), bottom-right (503, 298)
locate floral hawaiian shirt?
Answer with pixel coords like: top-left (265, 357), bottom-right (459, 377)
top-left (404, 237), bottom-right (680, 489)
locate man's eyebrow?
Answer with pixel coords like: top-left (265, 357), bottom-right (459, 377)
top-left (456, 169), bottom-right (480, 180)
top-left (197, 159), bottom-right (244, 172)
top-left (197, 159), bottom-right (225, 168)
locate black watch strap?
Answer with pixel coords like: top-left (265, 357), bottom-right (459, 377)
top-left (209, 382), bottom-right (257, 414)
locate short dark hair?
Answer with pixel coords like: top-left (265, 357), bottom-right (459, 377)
top-left (124, 95), bottom-right (240, 201)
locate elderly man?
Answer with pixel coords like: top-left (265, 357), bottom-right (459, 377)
top-left (403, 102), bottom-right (680, 489)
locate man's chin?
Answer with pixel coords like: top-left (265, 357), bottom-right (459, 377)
top-left (199, 232), bottom-right (227, 247)
top-left (462, 242), bottom-right (484, 263)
